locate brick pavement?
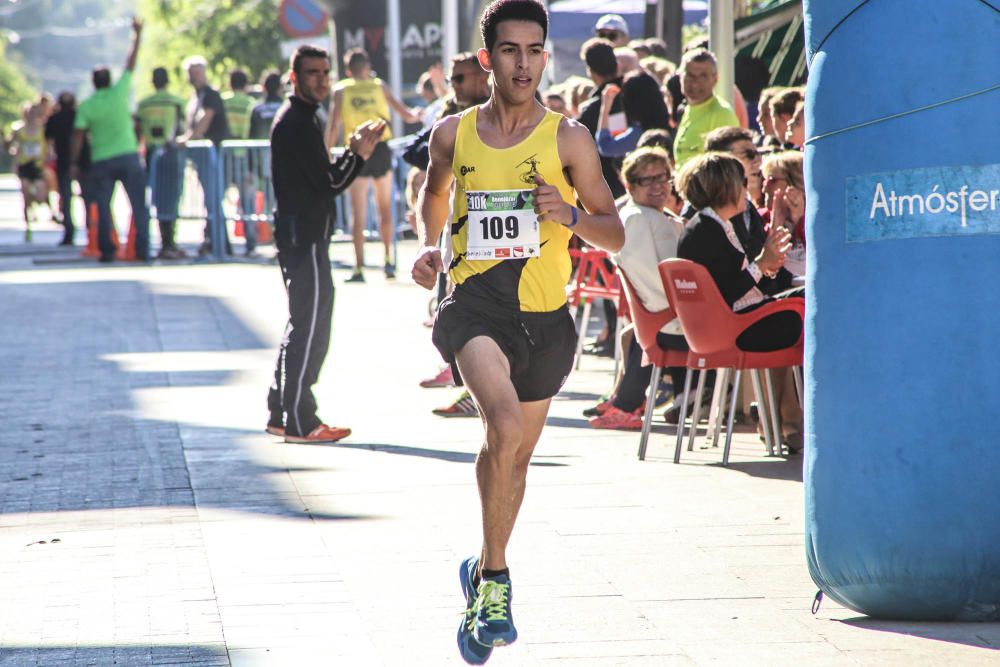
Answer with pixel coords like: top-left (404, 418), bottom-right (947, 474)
top-left (0, 194), bottom-right (998, 665)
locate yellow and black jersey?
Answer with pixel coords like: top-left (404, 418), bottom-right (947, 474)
top-left (335, 77), bottom-right (392, 142)
top-left (449, 106), bottom-right (574, 313)
top-left (12, 124), bottom-right (47, 168)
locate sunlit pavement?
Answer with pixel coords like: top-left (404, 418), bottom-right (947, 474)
top-left (1, 175), bottom-right (998, 665)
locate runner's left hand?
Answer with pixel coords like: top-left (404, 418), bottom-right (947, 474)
top-left (532, 174), bottom-right (572, 227)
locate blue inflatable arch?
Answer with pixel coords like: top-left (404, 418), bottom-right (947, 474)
top-left (803, 0), bottom-right (1000, 620)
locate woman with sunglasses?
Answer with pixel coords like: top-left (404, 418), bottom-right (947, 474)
top-left (588, 147), bottom-right (689, 429)
top-left (761, 151), bottom-right (806, 277)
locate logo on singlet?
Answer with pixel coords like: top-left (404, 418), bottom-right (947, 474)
top-left (460, 165), bottom-right (476, 176)
top-left (517, 154), bottom-right (541, 185)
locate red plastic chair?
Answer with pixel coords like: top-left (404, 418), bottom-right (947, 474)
top-left (618, 269), bottom-right (688, 459)
top-left (658, 259), bottom-right (804, 465)
top-left (567, 248), bottom-right (622, 370)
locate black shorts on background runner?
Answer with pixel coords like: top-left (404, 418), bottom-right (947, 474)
top-left (359, 141), bottom-right (392, 178)
top-left (432, 293), bottom-right (576, 402)
top-left (17, 163), bottom-right (43, 181)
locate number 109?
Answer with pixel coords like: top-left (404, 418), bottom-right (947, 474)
top-left (479, 215), bottom-right (519, 240)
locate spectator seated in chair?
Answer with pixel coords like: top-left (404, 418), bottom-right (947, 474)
top-left (674, 152), bottom-right (804, 354)
top-left (587, 147), bottom-right (702, 429)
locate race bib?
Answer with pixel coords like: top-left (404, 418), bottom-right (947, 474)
top-left (22, 141), bottom-right (41, 158)
top-left (465, 189), bottom-right (540, 260)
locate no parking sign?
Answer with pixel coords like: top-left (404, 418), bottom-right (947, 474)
top-left (279, 0), bottom-right (330, 38)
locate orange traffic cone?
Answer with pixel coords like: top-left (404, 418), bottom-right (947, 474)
top-left (81, 202), bottom-right (100, 257)
top-left (255, 190), bottom-right (273, 243)
top-left (117, 216), bottom-right (136, 260)
top-left (234, 192), bottom-right (244, 237)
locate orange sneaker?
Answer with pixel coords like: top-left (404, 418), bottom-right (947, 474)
top-left (284, 424), bottom-right (351, 443)
top-left (265, 424), bottom-right (285, 437)
top-left (588, 406), bottom-right (643, 430)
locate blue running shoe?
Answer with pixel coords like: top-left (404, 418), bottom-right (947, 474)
top-left (457, 556), bottom-right (493, 664)
top-left (473, 574), bottom-right (517, 647)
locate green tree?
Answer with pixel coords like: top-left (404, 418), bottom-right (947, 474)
top-left (0, 38), bottom-right (38, 171)
top-left (136, 0), bottom-right (284, 100)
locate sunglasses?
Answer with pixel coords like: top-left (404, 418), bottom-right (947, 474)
top-left (449, 74), bottom-right (466, 85)
top-left (736, 147), bottom-right (760, 160)
top-left (631, 172), bottom-right (670, 188)
top-left (596, 30), bottom-right (621, 40)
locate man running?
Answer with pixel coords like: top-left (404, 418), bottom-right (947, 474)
top-left (410, 1), bottom-right (624, 662)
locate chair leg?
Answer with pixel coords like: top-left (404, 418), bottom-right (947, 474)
top-left (704, 370), bottom-right (720, 443)
top-left (638, 364), bottom-right (661, 461)
top-left (722, 369), bottom-right (742, 466)
top-left (764, 368), bottom-right (782, 455)
top-left (687, 368), bottom-right (708, 452)
top-left (673, 367), bottom-right (693, 464)
top-left (750, 369), bottom-right (776, 456)
top-left (573, 299), bottom-right (592, 370)
top-left (710, 368), bottom-right (731, 449)
top-left (792, 365), bottom-right (804, 405)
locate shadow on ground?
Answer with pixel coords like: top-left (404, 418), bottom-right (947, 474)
top-left (0, 279), bottom-right (373, 523)
top-left (709, 457), bottom-right (804, 482)
top-left (0, 644), bottom-right (229, 666)
top-left (334, 441), bottom-right (566, 467)
top-left (839, 617), bottom-right (1000, 651)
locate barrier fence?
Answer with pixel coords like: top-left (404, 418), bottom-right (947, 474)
top-left (147, 137), bottom-right (413, 262)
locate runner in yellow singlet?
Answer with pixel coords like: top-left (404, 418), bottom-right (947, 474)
top-left (6, 102), bottom-right (51, 239)
top-left (410, 1), bottom-right (624, 662)
top-left (326, 48), bottom-right (421, 282)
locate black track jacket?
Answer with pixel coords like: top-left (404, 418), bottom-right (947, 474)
top-left (271, 95), bottom-right (365, 250)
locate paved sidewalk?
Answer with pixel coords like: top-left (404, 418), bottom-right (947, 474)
top-left (0, 224), bottom-right (998, 664)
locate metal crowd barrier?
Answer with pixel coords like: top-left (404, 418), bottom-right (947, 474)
top-left (147, 140), bottom-right (228, 260)
top-left (148, 136), bottom-right (415, 262)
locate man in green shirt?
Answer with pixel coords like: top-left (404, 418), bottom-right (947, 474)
top-left (137, 66), bottom-right (186, 258)
top-left (222, 68), bottom-right (260, 255)
top-left (672, 48), bottom-right (741, 169)
top-left (222, 69), bottom-right (254, 139)
top-left (71, 16), bottom-right (149, 263)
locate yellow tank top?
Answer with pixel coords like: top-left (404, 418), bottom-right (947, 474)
top-left (450, 106), bottom-right (575, 313)
top-left (336, 77), bottom-right (392, 141)
top-left (14, 125), bottom-right (47, 167)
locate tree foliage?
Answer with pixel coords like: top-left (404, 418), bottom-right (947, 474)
top-left (136, 0), bottom-right (284, 99)
top-left (0, 38), bottom-right (38, 169)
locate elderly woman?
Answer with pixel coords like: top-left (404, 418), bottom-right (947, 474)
top-left (675, 152), bottom-right (802, 352)
top-left (588, 147), bottom-right (694, 429)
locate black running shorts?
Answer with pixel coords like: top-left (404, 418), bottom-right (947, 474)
top-left (358, 141), bottom-right (392, 178)
top-left (17, 162), bottom-right (43, 182)
top-left (432, 294), bottom-right (576, 402)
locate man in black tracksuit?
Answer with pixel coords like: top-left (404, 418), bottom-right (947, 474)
top-left (267, 44), bottom-right (384, 444)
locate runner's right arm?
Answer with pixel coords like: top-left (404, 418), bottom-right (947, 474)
top-left (411, 115), bottom-right (458, 289)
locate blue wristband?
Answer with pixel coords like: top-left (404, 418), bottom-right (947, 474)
top-left (566, 206), bottom-right (579, 228)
